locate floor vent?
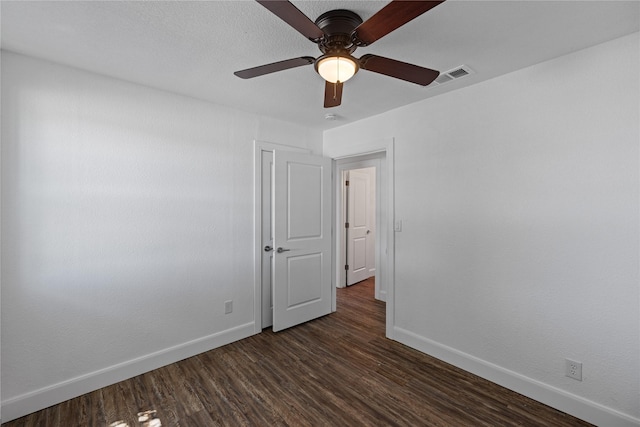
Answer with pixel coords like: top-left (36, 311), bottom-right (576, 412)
top-left (431, 65), bottom-right (474, 87)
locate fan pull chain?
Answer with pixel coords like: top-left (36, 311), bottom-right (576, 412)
top-left (334, 54), bottom-right (340, 100)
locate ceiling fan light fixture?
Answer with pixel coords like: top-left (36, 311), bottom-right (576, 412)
top-left (315, 54), bottom-right (358, 83)
top-left (237, 2), bottom-right (446, 107)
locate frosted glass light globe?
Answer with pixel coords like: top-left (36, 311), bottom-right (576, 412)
top-left (316, 56), bottom-right (358, 83)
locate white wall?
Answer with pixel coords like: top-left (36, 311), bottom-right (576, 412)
top-left (324, 33), bottom-right (639, 426)
top-left (0, 51), bottom-right (322, 421)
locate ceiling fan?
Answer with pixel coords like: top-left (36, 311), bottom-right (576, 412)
top-left (234, 0), bottom-right (445, 108)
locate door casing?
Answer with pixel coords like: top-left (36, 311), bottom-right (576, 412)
top-left (328, 138), bottom-right (395, 339)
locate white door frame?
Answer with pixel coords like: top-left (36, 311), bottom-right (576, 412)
top-left (253, 140), bottom-right (311, 333)
top-left (326, 138), bottom-right (395, 339)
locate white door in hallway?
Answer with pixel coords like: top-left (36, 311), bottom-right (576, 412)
top-left (272, 151), bottom-right (332, 332)
top-left (347, 167), bottom-right (375, 286)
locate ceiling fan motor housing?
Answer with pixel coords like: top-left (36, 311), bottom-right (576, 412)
top-left (313, 9), bottom-right (363, 83)
top-left (315, 9), bottom-right (363, 54)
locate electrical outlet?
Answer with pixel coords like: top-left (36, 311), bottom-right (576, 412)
top-left (565, 358), bottom-right (582, 381)
top-left (224, 300), bottom-right (233, 314)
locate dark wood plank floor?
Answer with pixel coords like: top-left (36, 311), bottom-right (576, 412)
top-left (3, 278), bottom-right (593, 426)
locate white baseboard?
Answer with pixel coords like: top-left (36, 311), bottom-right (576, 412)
top-left (393, 326), bottom-right (639, 427)
top-left (1, 322), bottom-right (256, 423)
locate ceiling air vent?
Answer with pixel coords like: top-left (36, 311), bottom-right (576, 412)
top-left (449, 67), bottom-right (469, 78)
top-left (430, 65), bottom-right (474, 87)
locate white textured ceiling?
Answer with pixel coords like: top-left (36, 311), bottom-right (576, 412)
top-left (2, 1), bottom-right (639, 130)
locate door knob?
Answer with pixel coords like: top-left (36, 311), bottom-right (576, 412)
top-left (276, 247), bottom-right (290, 253)
top-left (264, 245), bottom-right (273, 252)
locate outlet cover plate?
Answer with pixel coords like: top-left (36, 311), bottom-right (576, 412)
top-left (565, 358), bottom-right (582, 381)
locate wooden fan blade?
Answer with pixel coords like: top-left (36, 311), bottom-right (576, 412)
top-left (257, 0), bottom-right (325, 42)
top-left (352, 1), bottom-right (445, 46)
top-left (234, 57), bottom-right (315, 79)
top-left (359, 54), bottom-right (439, 86)
top-left (324, 81), bottom-right (343, 108)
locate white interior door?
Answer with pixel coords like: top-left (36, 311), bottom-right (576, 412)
top-left (347, 167), bottom-right (375, 285)
top-left (261, 151), bottom-right (274, 328)
top-left (272, 150), bottom-right (332, 332)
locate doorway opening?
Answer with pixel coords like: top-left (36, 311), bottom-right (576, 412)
top-left (337, 155), bottom-right (385, 301)
top-left (330, 138), bottom-right (395, 339)
top-left (254, 138), bottom-right (395, 338)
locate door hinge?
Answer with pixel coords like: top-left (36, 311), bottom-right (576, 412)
top-left (345, 264), bottom-right (349, 271)
top-left (345, 222), bottom-right (349, 228)
top-left (345, 180), bottom-right (349, 186)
